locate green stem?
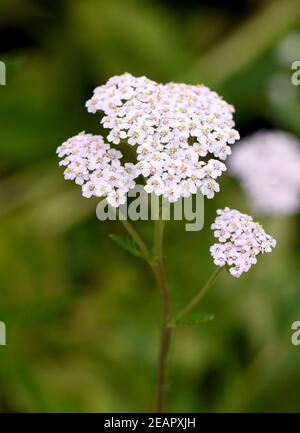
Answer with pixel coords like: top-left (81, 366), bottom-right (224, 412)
top-left (117, 213), bottom-right (172, 411)
top-left (117, 210), bottom-right (223, 411)
top-left (153, 219), bottom-right (172, 413)
top-left (153, 219), bottom-right (171, 318)
top-left (155, 323), bottom-right (172, 413)
top-left (117, 211), bottom-right (153, 265)
top-left (170, 267), bottom-right (223, 326)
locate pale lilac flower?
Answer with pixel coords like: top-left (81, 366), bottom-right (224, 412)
top-left (84, 73), bottom-right (239, 202)
top-left (210, 208), bottom-right (276, 278)
top-left (56, 132), bottom-right (138, 207)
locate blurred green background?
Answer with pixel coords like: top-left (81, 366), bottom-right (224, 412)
top-left (0, 0), bottom-right (300, 412)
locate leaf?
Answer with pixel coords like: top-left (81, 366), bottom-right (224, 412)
top-left (175, 312), bottom-right (215, 326)
top-left (109, 234), bottom-right (143, 258)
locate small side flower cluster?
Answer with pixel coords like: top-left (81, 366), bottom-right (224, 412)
top-left (85, 73), bottom-right (239, 202)
top-left (56, 132), bottom-right (137, 207)
top-left (210, 208), bottom-right (276, 277)
top-left (229, 130), bottom-right (300, 215)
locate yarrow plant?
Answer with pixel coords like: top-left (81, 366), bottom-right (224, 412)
top-left (57, 74), bottom-right (276, 412)
top-left (229, 130), bottom-right (300, 216)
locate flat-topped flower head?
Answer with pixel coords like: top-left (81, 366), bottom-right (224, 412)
top-left (229, 130), bottom-right (300, 216)
top-left (84, 73), bottom-right (239, 203)
top-left (57, 74), bottom-right (239, 205)
top-left (210, 207), bottom-right (276, 277)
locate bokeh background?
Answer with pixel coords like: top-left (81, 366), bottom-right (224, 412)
top-left (1, 0), bottom-right (300, 412)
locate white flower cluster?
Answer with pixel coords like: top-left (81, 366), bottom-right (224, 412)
top-left (229, 130), bottom-right (300, 215)
top-left (84, 73), bottom-right (239, 202)
top-left (210, 207), bottom-right (276, 277)
top-left (56, 132), bottom-right (137, 207)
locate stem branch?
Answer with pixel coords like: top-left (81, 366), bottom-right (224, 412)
top-left (117, 214), bottom-right (172, 411)
top-left (117, 211), bottom-right (153, 265)
top-left (118, 215), bottom-right (224, 412)
top-left (170, 267), bottom-right (223, 326)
